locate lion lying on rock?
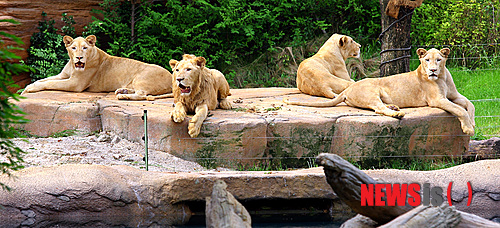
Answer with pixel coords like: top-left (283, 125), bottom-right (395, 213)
top-left (22, 35), bottom-right (172, 100)
top-left (169, 54), bottom-right (232, 138)
top-left (285, 48), bottom-right (475, 136)
top-left (296, 34), bottom-right (361, 98)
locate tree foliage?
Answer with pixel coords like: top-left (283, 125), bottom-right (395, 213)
top-left (411, 0), bottom-right (500, 68)
top-left (84, 0), bottom-right (380, 72)
top-left (25, 12), bottom-right (75, 81)
top-left (0, 19), bottom-right (30, 191)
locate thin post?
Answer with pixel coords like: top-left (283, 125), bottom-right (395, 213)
top-left (143, 109), bottom-right (148, 171)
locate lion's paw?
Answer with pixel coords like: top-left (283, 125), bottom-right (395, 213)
top-left (391, 111), bottom-right (405, 119)
top-left (116, 94), bottom-right (131, 100)
top-left (188, 122), bottom-right (201, 138)
top-left (462, 125), bottom-right (475, 136)
top-left (21, 84), bottom-right (38, 95)
top-left (171, 108), bottom-right (186, 123)
top-left (219, 99), bottom-right (232, 110)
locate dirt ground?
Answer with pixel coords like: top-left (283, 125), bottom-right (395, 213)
top-left (13, 131), bottom-right (206, 172)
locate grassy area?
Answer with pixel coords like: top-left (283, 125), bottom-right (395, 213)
top-left (451, 69), bottom-right (500, 139)
top-left (17, 129), bottom-right (85, 138)
top-left (351, 157), bottom-right (468, 171)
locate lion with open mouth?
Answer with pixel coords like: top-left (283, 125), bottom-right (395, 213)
top-left (21, 35), bottom-right (173, 100)
top-left (169, 54), bottom-right (232, 138)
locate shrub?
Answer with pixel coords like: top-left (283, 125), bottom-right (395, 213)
top-left (84, 0), bottom-right (380, 87)
top-left (25, 12), bottom-right (75, 81)
top-left (412, 0), bottom-right (500, 68)
top-left (0, 19), bottom-right (31, 190)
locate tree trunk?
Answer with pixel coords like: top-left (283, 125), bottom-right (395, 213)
top-left (378, 204), bottom-right (461, 228)
top-left (379, 0), bottom-right (413, 77)
top-left (315, 153), bottom-right (413, 224)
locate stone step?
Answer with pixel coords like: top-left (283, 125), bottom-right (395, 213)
top-left (15, 89), bottom-right (469, 168)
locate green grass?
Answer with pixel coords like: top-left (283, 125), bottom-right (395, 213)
top-left (451, 69), bottom-right (500, 139)
top-left (350, 156), bottom-right (468, 171)
top-left (17, 129), bottom-right (84, 138)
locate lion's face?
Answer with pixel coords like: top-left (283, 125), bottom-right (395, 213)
top-left (63, 35), bottom-right (96, 71)
top-left (169, 54), bottom-right (206, 97)
top-left (417, 48), bottom-right (450, 81)
top-left (340, 35), bottom-right (361, 59)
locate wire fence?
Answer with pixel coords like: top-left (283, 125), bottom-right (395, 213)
top-left (8, 42), bottom-right (500, 171)
top-left (11, 96), bottom-right (499, 172)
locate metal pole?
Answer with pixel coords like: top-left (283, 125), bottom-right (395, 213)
top-left (143, 109), bottom-right (148, 171)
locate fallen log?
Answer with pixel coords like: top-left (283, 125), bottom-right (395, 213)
top-left (378, 204), bottom-right (461, 228)
top-left (316, 153), bottom-right (500, 227)
top-left (205, 180), bottom-right (251, 228)
top-left (316, 153), bottom-right (412, 224)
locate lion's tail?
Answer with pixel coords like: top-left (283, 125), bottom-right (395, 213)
top-left (283, 94), bottom-right (346, 107)
top-left (146, 93), bottom-right (174, 101)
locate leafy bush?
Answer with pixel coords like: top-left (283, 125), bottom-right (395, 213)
top-left (84, 0), bottom-right (380, 87)
top-left (25, 12), bottom-right (75, 81)
top-left (0, 19), bottom-right (31, 190)
top-left (412, 0), bottom-right (500, 69)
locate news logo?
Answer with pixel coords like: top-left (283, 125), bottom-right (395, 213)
top-left (361, 182), bottom-right (472, 207)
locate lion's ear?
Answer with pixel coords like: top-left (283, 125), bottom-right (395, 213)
top-left (85, 35), bottom-right (97, 46)
top-left (195, 56), bottom-right (206, 68)
top-left (440, 48), bottom-right (450, 58)
top-left (169, 59), bottom-right (178, 70)
top-left (63, 36), bottom-right (73, 47)
top-left (416, 48), bottom-right (427, 58)
top-left (339, 35), bottom-right (348, 47)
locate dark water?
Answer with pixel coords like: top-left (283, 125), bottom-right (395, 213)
top-left (176, 221), bottom-right (341, 228)
top-left (177, 215), bottom-right (343, 228)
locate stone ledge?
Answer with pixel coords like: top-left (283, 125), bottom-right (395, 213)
top-left (0, 160), bottom-right (497, 226)
top-left (14, 89), bottom-right (470, 167)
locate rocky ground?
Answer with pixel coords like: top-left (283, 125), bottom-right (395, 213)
top-left (12, 131), bottom-right (206, 172)
top-left (11, 128), bottom-right (499, 173)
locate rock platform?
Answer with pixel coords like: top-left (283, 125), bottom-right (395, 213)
top-left (15, 89), bottom-right (470, 168)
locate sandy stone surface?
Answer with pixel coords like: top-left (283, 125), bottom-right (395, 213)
top-left (13, 131), bottom-right (206, 172)
top-left (15, 90), bottom-right (470, 169)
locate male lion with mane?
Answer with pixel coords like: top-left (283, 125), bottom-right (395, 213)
top-left (22, 35), bottom-right (172, 100)
top-left (169, 54), bottom-right (232, 138)
top-left (284, 48), bottom-right (475, 136)
top-left (296, 34), bottom-right (361, 98)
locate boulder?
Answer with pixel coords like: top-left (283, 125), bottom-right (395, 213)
top-left (14, 89), bottom-right (470, 168)
top-left (13, 91), bottom-right (104, 136)
top-left (206, 180), bottom-right (252, 228)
